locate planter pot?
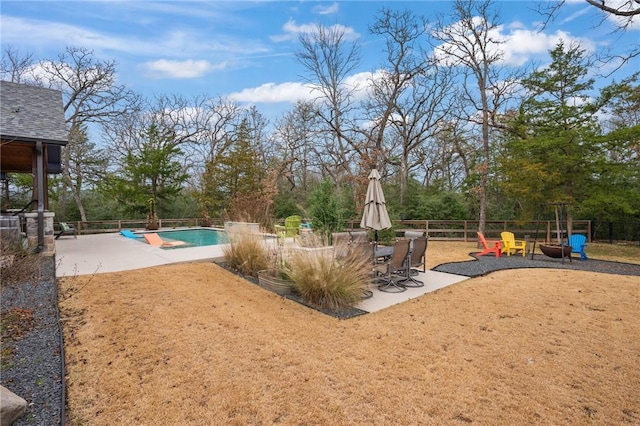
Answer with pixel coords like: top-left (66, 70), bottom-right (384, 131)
top-left (257, 269), bottom-right (293, 296)
top-left (540, 244), bottom-right (571, 258)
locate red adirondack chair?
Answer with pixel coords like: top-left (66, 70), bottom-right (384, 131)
top-left (477, 232), bottom-right (502, 257)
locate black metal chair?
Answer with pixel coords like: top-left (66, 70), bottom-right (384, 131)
top-left (374, 239), bottom-right (410, 293)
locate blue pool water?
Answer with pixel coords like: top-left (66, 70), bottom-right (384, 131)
top-left (155, 228), bottom-right (229, 247)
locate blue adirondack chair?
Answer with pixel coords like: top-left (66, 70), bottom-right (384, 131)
top-left (568, 234), bottom-right (588, 260)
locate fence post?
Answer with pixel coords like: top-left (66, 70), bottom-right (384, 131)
top-left (609, 222), bottom-right (613, 243)
top-left (464, 220), bottom-right (468, 242)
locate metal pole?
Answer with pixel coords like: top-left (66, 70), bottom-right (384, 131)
top-left (36, 142), bottom-right (45, 252)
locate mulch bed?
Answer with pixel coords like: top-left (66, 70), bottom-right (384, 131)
top-left (434, 252), bottom-right (640, 278)
top-left (216, 261), bottom-right (368, 320)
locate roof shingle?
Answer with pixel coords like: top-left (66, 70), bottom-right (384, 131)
top-left (0, 80), bottom-right (68, 145)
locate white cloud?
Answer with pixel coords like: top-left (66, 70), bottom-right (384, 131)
top-left (0, 15), bottom-right (270, 59)
top-left (603, 0), bottom-right (640, 30)
top-left (560, 6), bottom-right (591, 24)
top-left (0, 15), bottom-right (147, 54)
top-left (270, 19), bottom-right (360, 43)
top-left (432, 19), bottom-right (595, 67)
top-left (312, 2), bottom-right (339, 15)
top-left (562, 0), bottom-right (640, 30)
top-left (142, 59), bottom-right (221, 79)
top-left (503, 29), bottom-right (595, 66)
top-left (228, 81), bottom-right (317, 103)
top-left (227, 69), bottom-right (383, 105)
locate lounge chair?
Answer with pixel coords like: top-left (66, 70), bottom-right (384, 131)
top-left (500, 231), bottom-right (526, 257)
top-left (143, 233), bottom-right (186, 247)
top-left (55, 222), bottom-right (77, 240)
top-left (568, 234), bottom-right (588, 260)
top-left (477, 232), bottom-right (501, 257)
top-left (120, 229), bottom-right (137, 239)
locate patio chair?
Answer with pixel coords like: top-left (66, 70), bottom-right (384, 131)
top-left (349, 230), bottom-right (369, 245)
top-left (500, 231), bottom-right (526, 257)
top-left (143, 233), bottom-right (186, 247)
top-left (374, 239), bottom-right (410, 293)
top-left (568, 234), bottom-right (588, 260)
top-left (332, 232), bottom-right (352, 258)
top-left (120, 229), bottom-right (137, 239)
top-left (477, 232), bottom-right (501, 257)
top-left (398, 236), bottom-right (428, 288)
top-left (403, 229), bottom-right (426, 252)
top-left (55, 222), bottom-right (77, 240)
top-left (274, 215), bottom-right (302, 238)
top-left (404, 230), bottom-right (425, 240)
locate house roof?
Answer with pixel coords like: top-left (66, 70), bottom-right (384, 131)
top-left (0, 80), bottom-right (68, 145)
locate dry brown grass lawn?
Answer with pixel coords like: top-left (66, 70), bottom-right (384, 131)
top-left (59, 241), bottom-right (640, 425)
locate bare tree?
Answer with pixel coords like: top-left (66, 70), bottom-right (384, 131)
top-left (296, 23), bottom-right (364, 184)
top-left (103, 94), bottom-right (243, 198)
top-left (537, 1), bottom-right (640, 72)
top-left (365, 8), bottom-right (453, 215)
top-left (365, 8), bottom-right (428, 169)
top-left (431, 0), bottom-right (523, 233)
top-left (0, 46), bottom-right (34, 83)
top-left (36, 46), bottom-right (140, 221)
top-left (272, 101), bottom-right (322, 191)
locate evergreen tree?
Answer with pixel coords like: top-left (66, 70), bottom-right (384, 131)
top-left (201, 119), bottom-right (267, 219)
top-left (500, 41), bottom-right (605, 226)
top-left (102, 123), bottom-right (188, 217)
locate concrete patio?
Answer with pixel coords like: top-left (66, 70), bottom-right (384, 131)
top-left (54, 231), bottom-right (469, 313)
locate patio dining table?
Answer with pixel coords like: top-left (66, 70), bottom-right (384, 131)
top-left (373, 244), bottom-right (394, 262)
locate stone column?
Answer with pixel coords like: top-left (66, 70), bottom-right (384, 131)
top-left (24, 212), bottom-right (55, 253)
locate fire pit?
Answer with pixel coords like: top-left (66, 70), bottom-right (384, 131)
top-left (540, 244), bottom-right (572, 259)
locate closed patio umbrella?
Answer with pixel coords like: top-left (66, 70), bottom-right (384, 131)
top-left (360, 168), bottom-right (391, 240)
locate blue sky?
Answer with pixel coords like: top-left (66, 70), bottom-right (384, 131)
top-left (2, 1), bottom-right (639, 121)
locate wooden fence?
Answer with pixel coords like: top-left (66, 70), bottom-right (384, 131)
top-left (59, 218), bottom-right (592, 243)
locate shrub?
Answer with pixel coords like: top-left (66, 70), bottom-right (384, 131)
top-left (222, 230), bottom-right (269, 277)
top-left (282, 243), bottom-right (372, 311)
top-left (0, 240), bottom-right (44, 289)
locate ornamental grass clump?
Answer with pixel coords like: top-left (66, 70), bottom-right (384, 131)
top-left (283, 244), bottom-right (372, 311)
top-left (222, 230), bottom-right (269, 277)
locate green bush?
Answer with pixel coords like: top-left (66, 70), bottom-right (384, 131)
top-left (282, 244), bottom-right (371, 311)
top-left (307, 179), bottom-right (351, 236)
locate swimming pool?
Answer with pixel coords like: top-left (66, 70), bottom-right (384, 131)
top-left (155, 228), bottom-right (229, 247)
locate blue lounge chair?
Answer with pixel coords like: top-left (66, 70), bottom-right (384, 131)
top-left (569, 234), bottom-right (588, 260)
top-left (120, 229), bottom-right (137, 239)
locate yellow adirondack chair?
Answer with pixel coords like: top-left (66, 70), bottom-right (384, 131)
top-left (274, 215), bottom-right (302, 238)
top-left (500, 231), bottom-right (526, 257)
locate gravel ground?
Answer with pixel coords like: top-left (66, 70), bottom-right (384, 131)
top-left (1, 255), bottom-right (64, 426)
top-left (434, 252), bottom-right (640, 277)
